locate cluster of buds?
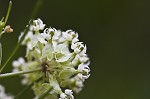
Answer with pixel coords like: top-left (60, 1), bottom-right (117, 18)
top-left (12, 18), bottom-right (90, 99)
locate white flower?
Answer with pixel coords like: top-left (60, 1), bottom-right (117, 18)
top-left (44, 27), bottom-right (55, 35)
top-left (77, 73), bottom-right (90, 81)
top-left (53, 30), bottom-right (61, 40)
top-left (49, 75), bottom-right (62, 94)
top-left (72, 87), bottom-right (82, 94)
top-left (30, 34), bottom-right (47, 49)
top-left (65, 89), bottom-right (74, 99)
top-left (75, 80), bottom-right (84, 88)
top-left (30, 18), bottom-right (45, 31)
top-left (0, 85), bottom-right (14, 99)
top-left (13, 18), bottom-right (90, 98)
top-left (12, 57), bottom-right (25, 72)
top-left (54, 43), bottom-right (71, 62)
top-left (59, 89), bottom-right (74, 99)
top-left (22, 31), bottom-right (34, 44)
top-left (77, 62), bottom-right (90, 81)
top-left (72, 54), bottom-right (89, 66)
top-left (71, 42), bottom-right (85, 54)
top-left (78, 63), bottom-right (90, 73)
top-left (72, 34), bottom-right (79, 43)
top-left (41, 28), bottom-right (55, 40)
top-left (70, 75), bottom-right (84, 94)
top-left (62, 30), bottom-right (78, 43)
top-left (42, 43), bottom-right (53, 61)
top-left (79, 45), bottom-right (87, 56)
top-left (59, 93), bottom-right (67, 99)
top-left (12, 57), bottom-right (25, 67)
top-left (41, 32), bottom-right (51, 40)
top-left (62, 31), bottom-right (72, 41)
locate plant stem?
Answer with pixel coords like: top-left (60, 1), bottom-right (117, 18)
top-left (4, 1), bottom-right (12, 26)
top-left (0, 1), bottom-right (12, 34)
top-left (0, 68), bottom-right (42, 79)
top-left (38, 87), bottom-right (53, 99)
top-left (14, 77), bottom-right (42, 99)
top-left (0, 20), bottom-right (32, 73)
top-left (0, 0), bottom-right (44, 73)
top-left (14, 83), bottom-right (33, 99)
top-left (31, 0), bottom-right (44, 19)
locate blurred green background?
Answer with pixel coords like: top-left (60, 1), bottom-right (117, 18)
top-left (1, 0), bottom-right (150, 99)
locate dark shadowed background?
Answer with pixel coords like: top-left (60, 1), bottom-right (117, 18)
top-left (1, 0), bottom-right (150, 99)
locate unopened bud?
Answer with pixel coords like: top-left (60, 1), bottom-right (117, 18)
top-left (4, 25), bottom-right (13, 33)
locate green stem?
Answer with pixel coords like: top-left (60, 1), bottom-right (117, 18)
top-left (0, 17), bottom-right (4, 33)
top-left (4, 1), bottom-right (12, 26)
top-left (31, 0), bottom-right (44, 19)
top-left (0, 68), bottom-right (42, 79)
top-left (14, 84), bottom-right (33, 99)
top-left (0, 20), bottom-right (32, 73)
top-left (0, 1), bottom-right (12, 37)
top-left (38, 87), bottom-right (53, 99)
top-left (14, 77), bottom-right (42, 99)
top-left (0, 0), bottom-right (44, 73)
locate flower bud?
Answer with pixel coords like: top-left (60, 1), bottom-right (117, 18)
top-left (4, 25), bottom-right (13, 33)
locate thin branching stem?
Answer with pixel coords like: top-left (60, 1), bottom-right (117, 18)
top-left (0, 20), bottom-right (32, 73)
top-left (38, 87), bottom-right (53, 99)
top-left (0, 1), bottom-right (12, 34)
top-left (0, 0), bottom-right (44, 73)
top-left (31, 0), bottom-right (44, 19)
top-left (4, 1), bottom-right (12, 26)
top-left (14, 77), bottom-right (42, 99)
top-left (0, 68), bottom-right (42, 79)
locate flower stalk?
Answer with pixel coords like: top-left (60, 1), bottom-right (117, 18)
top-left (0, 1), bottom-right (12, 35)
top-left (0, 68), bottom-right (42, 79)
top-left (0, 21), bottom-right (32, 73)
top-left (31, 0), bottom-right (44, 19)
top-left (14, 77), bottom-right (42, 99)
top-left (4, 1), bottom-right (12, 27)
top-left (0, 1), bottom-right (12, 66)
top-left (0, 0), bottom-right (44, 73)
top-left (38, 87), bottom-right (53, 99)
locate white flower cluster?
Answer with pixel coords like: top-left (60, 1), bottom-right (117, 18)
top-left (13, 18), bottom-right (90, 99)
top-left (0, 85), bottom-right (14, 99)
